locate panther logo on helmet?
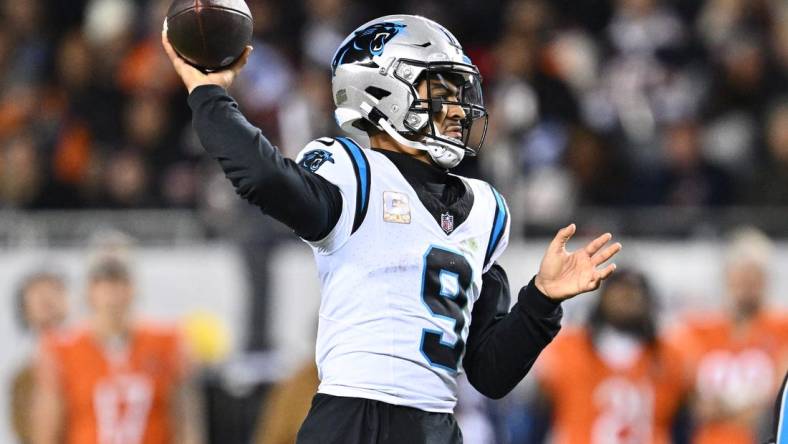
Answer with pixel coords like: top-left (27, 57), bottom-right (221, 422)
top-left (331, 22), bottom-right (406, 75)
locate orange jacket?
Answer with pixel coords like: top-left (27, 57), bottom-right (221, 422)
top-left (537, 328), bottom-right (688, 444)
top-left (39, 323), bottom-right (187, 444)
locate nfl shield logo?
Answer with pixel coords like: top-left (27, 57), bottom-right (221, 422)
top-left (440, 212), bottom-right (454, 234)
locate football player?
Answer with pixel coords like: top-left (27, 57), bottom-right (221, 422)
top-left (527, 269), bottom-right (690, 443)
top-left (32, 258), bottom-right (202, 444)
top-left (162, 15), bottom-right (622, 443)
top-left (670, 228), bottom-right (788, 444)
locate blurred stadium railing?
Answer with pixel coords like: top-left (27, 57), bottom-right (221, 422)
top-left (0, 210), bottom-right (205, 246)
top-left (4, 206), bottom-right (788, 247)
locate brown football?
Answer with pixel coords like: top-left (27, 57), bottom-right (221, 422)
top-left (166, 0), bottom-right (253, 71)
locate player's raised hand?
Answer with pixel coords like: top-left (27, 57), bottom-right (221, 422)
top-left (535, 224), bottom-right (622, 301)
top-left (161, 20), bottom-right (252, 94)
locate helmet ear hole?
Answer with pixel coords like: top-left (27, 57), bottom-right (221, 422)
top-left (365, 86), bottom-right (391, 100)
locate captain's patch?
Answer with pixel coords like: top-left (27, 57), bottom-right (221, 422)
top-left (299, 149), bottom-right (335, 172)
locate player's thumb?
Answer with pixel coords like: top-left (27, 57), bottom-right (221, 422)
top-left (229, 46), bottom-right (253, 74)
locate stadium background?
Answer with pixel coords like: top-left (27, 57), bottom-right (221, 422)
top-left (1, 0), bottom-right (787, 442)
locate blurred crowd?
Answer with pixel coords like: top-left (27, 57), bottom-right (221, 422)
top-left (2, 0), bottom-right (788, 231)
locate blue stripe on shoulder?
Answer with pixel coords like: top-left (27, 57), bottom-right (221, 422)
top-left (335, 137), bottom-right (370, 234)
top-left (484, 186), bottom-right (508, 267)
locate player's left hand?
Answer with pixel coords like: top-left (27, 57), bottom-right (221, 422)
top-left (535, 224), bottom-right (621, 301)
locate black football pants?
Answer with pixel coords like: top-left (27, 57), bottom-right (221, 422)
top-left (296, 393), bottom-right (463, 444)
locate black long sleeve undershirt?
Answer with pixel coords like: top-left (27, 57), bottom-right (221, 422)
top-left (188, 85), bottom-right (563, 398)
top-left (463, 264), bottom-right (563, 399)
top-left (188, 85), bottom-right (342, 241)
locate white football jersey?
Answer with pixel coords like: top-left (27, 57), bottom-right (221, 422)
top-left (295, 137), bottom-right (510, 412)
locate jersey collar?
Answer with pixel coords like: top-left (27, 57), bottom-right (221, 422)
top-left (371, 148), bottom-right (449, 185)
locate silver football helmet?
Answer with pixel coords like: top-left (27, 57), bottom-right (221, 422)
top-left (331, 15), bottom-right (488, 169)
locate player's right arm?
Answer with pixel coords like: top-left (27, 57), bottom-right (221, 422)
top-left (162, 27), bottom-right (343, 241)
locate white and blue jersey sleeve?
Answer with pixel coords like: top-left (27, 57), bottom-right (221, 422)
top-left (295, 137), bottom-right (371, 254)
top-left (482, 185), bottom-right (510, 273)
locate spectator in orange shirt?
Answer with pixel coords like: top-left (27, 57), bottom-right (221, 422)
top-left (32, 257), bottom-right (203, 444)
top-left (673, 227), bottom-right (788, 444)
top-left (518, 269), bottom-right (690, 444)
